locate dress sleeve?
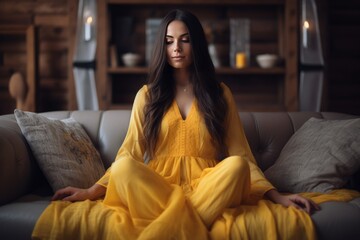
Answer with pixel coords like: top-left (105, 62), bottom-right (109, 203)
top-left (222, 83), bottom-right (275, 197)
top-left (96, 86), bottom-right (148, 187)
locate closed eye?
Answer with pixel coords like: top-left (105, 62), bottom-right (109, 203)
top-left (181, 38), bottom-right (190, 43)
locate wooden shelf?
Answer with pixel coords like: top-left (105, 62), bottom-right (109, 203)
top-left (97, 0), bottom-right (299, 111)
top-left (216, 67), bottom-right (285, 75)
top-left (108, 67), bottom-right (285, 75)
top-left (107, 0), bottom-right (285, 6)
top-left (108, 67), bottom-right (148, 74)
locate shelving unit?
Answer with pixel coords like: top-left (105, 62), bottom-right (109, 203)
top-left (96, 0), bottom-right (298, 111)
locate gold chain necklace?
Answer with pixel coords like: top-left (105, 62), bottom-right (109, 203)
top-left (181, 83), bottom-right (191, 93)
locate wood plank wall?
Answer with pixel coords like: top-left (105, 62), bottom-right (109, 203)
top-left (0, 0), bottom-right (70, 114)
top-left (326, 0), bottom-right (360, 115)
top-left (0, 0), bottom-right (359, 115)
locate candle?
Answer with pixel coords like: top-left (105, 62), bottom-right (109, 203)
top-left (236, 52), bottom-right (246, 68)
top-left (303, 20), bottom-right (309, 48)
top-left (84, 16), bottom-right (93, 41)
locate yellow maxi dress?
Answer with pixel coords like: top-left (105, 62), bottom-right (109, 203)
top-left (32, 83), bottom-right (360, 240)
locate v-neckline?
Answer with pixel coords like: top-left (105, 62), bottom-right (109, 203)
top-left (173, 98), bottom-right (196, 121)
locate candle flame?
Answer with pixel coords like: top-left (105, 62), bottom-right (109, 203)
top-left (303, 20), bottom-right (310, 29)
top-left (86, 16), bottom-right (93, 24)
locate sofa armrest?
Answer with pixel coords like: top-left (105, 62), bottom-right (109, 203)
top-left (0, 115), bottom-right (37, 205)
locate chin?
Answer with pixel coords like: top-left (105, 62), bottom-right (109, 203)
top-left (170, 63), bottom-right (191, 69)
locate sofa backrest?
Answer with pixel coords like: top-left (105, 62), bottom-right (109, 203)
top-left (1, 110), bottom-right (357, 171)
top-left (38, 111), bottom-right (358, 171)
top-left (239, 112), bottom-right (358, 171)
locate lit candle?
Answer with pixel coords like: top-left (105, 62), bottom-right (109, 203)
top-left (236, 52), bottom-right (246, 68)
top-left (303, 20), bottom-right (309, 48)
top-left (84, 16), bottom-right (93, 41)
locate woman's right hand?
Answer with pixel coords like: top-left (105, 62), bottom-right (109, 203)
top-left (52, 184), bottom-right (106, 202)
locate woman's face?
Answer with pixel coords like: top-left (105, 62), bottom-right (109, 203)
top-left (165, 20), bottom-right (193, 69)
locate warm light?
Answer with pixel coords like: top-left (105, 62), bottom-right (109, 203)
top-left (235, 52), bottom-right (246, 68)
top-left (86, 16), bottom-right (93, 24)
top-left (84, 16), bottom-right (93, 41)
top-left (303, 20), bottom-right (310, 48)
top-left (303, 20), bottom-right (310, 29)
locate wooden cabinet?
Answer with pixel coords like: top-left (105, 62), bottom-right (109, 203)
top-left (96, 0), bottom-right (298, 111)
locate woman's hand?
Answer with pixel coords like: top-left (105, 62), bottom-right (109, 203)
top-left (52, 184), bottom-right (106, 202)
top-left (265, 189), bottom-right (320, 214)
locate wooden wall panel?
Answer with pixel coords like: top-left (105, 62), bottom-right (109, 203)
top-left (326, 0), bottom-right (360, 115)
top-left (0, 0), bottom-right (71, 114)
top-left (0, 0), bottom-right (359, 114)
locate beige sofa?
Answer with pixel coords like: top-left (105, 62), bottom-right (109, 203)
top-left (0, 110), bottom-right (359, 239)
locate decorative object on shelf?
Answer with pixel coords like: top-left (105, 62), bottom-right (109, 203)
top-left (8, 72), bottom-right (27, 110)
top-left (236, 52), bottom-right (246, 68)
top-left (1, 25), bottom-right (37, 113)
top-left (256, 54), bottom-right (278, 69)
top-left (73, 0), bottom-right (98, 110)
top-left (109, 44), bottom-right (118, 67)
top-left (84, 15), bottom-right (93, 41)
top-left (122, 53), bottom-right (142, 67)
top-left (208, 43), bottom-right (221, 68)
top-left (146, 18), bottom-right (162, 66)
top-left (202, 20), bottom-right (229, 68)
top-left (299, 0), bottom-right (325, 112)
top-left (230, 18), bottom-right (250, 68)
top-left (300, 0), bottom-right (324, 65)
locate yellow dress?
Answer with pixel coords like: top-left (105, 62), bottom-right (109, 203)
top-left (32, 84), bottom-right (360, 240)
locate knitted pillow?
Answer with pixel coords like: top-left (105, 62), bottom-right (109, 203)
top-left (264, 117), bottom-right (360, 193)
top-left (14, 109), bottom-right (105, 192)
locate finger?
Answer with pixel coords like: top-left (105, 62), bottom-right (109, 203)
top-left (52, 187), bottom-right (74, 200)
top-left (303, 200), bottom-right (311, 214)
top-left (288, 201), bottom-right (303, 211)
top-left (293, 197), bottom-right (311, 213)
top-left (296, 197), bottom-right (316, 214)
top-left (289, 196), bottom-right (309, 213)
top-left (52, 192), bottom-right (70, 201)
top-left (309, 199), bottom-right (321, 211)
top-left (51, 193), bottom-right (61, 201)
top-left (62, 194), bottom-right (78, 202)
top-left (52, 191), bottom-right (66, 201)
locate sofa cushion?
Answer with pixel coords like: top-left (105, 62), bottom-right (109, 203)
top-left (14, 109), bottom-right (105, 192)
top-left (264, 117), bottom-right (360, 193)
top-left (311, 199), bottom-right (360, 240)
top-left (0, 197), bottom-right (49, 240)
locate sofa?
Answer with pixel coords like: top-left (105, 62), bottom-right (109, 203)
top-left (0, 110), bottom-right (359, 240)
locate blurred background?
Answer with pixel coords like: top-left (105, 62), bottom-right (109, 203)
top-left (0, 0), bottom-right (359, 115)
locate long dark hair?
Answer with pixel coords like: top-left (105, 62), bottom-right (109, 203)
top-left (144, 9), bottom-right (228, 159)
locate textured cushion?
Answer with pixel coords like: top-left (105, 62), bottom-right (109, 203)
top-left (264, 117), bottom-right (360, 193)
top-left (14, 109), bottom-right (105, 192)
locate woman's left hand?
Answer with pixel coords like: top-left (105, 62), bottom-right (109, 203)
top-left (265, 189), bottom-right (320, 214)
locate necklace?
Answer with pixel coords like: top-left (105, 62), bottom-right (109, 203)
top-left (181, 83), bottom-right (191, 93)
top-left (177, 82), bottom-right (192, 93)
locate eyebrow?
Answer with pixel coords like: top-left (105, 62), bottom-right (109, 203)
top-left (165, 33), bottom-right (189, 38)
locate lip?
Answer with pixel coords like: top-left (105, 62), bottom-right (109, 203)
top-left (172, 56), bottom-right (185, 60)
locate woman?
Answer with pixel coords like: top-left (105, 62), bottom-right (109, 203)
top-left (33, 9), bottom-right (320, 239)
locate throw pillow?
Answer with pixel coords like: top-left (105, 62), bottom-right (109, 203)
top-left (14, 109), bottom-right (105, 192)
top-left (264, 117), bottom-right (360, 193)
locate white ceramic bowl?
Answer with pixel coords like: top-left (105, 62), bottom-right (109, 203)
top-left (122, 53), bottom-right (141, 67)
top-left (256, 54), bottom-right (278, 68)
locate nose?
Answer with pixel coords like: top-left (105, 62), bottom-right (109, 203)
top-left (173, 41), bottom-right (182, 53)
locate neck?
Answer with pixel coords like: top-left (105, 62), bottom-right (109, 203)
top-left (173, 68), bottom-right (191, 86)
